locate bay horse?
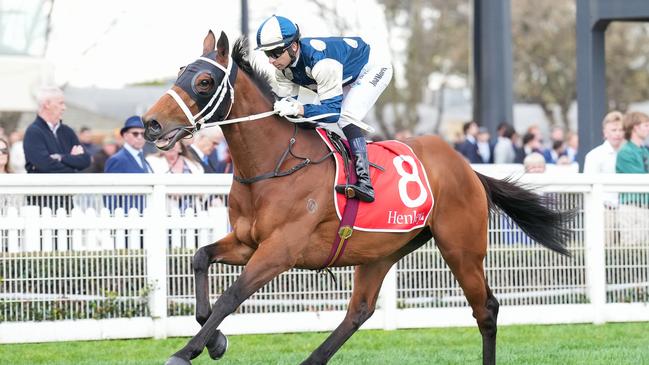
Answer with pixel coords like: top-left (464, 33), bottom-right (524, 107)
top-left (142, 31), bottom-right (572, 365)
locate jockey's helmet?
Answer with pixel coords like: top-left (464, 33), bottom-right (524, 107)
top-left (255, 15), bottom-right (300, 51)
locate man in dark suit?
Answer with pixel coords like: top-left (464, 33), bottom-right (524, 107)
top-left (476, 127), bottom-right (495, 164)
top-left (24, 86), bottom-right (91, 173)
top-left (23, 86), bottom-right (91, 215)
top-left (188, 130), bottom-right (222, 173)
top-left (455, 121), bottom-right (483, 164)
top-left (105, 116), bottom-right (152, 173)
top-left (104, 116), bottom-right (151, 216)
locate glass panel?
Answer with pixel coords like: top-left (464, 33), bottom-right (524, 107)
top-left (0, 0), bottom-right (51, 56)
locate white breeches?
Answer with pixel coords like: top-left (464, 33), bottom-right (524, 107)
top-left (338, 51), bottom-right (393, 132)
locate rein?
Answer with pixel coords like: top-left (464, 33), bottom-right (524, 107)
top-left (233, 124), bottom-right (333, 184)
top-left (166, 54), bottom-right (337, 132)
top-left (164, 54), bottom-right (339, 183)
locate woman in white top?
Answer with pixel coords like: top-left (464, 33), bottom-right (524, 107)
top-left (147, 142), bottom-right (203, 174)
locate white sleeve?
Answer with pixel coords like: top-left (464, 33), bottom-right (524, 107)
top-left (273, 69), bottom-right (299, 98)
top-left (493, 142), bottom-right (507, 164)
top-left (582, 150), bottom-right (597, 174)
top-left (311, 58), bottom-right (344, 101)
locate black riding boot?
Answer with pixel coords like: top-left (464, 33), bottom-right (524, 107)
top-left (335, 137), bottom-right (375, 202)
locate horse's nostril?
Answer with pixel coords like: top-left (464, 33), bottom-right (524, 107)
top-left (149, 120), bottom-right (162, 134)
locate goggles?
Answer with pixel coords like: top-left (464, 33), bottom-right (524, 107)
top-left (264, 45), bottom-right (290, 59)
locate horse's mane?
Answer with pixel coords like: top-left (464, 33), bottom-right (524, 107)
top-left (232, 37), bottom-right (275, 104)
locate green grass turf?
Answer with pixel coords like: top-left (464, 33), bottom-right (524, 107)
top-left (1, 322), bottom-right (648, 364)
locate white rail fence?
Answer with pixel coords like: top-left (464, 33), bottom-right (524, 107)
top-left (0, 173), bottom-right (648, 343)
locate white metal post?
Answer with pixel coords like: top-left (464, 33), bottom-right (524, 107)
top-left (145, 184), bottom-right (168, 339)
top-left (584, 183), bottom-right (606, 324)
top-left (379, 266), bottom-right (398, 330)
top-left (22, 205), bottom-right (40, 252)
top-left (41, 207), bottom-right (53, 251)
top-left (71, 208), bottom-right (84, 251)
top-left (7, 207), bottom-right (20, 252)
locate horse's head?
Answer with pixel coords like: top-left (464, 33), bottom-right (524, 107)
top-left (142, 31), bottom-right (236, 150)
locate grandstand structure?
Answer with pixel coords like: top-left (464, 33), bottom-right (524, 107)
top-left (0, 0), bottom-right (54, 132)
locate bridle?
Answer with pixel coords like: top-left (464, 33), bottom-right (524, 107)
top-left (161, 51), bottom-right (339, 183)
top-left (163, 49), bottom-right (341, 139)
top-left (161, 52), bottom-right (282, 150)
top-left (165, 51), bottom-right (238, 132)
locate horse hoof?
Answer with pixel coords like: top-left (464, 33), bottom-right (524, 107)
top-left (207, 330), bottom-right (229, 360)
top-left (165, 356), bottom-right (191, 365)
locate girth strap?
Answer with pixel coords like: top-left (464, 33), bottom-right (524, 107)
top-left (320, 169), bottom-right (361, 269)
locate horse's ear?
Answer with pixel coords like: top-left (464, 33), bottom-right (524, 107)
top-left (216, 31), bottom-right (229, 60)
top-left (203, 30), bottom-right (216, 55)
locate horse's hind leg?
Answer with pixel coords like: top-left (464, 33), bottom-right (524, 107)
top-left (300, 259), bottom-right (393, 365)
top-left (192, 232), bottom-right (254, 359)
top-left (433, 217), bottom-right (499, 365)
top-left (302, 230), bottom-right (432, 365)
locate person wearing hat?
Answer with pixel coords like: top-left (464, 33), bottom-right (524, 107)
top-left (104, 116), bottom-right (152, 173)
top-left (256, 15), bottom-right (393, 203)
top-left (23, 86), bottom-right (90, 173)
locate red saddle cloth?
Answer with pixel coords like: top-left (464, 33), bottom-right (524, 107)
top-left (316, 128), bottom-right (434, 232)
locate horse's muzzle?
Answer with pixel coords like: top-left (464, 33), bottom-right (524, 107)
top-left (143, 119), bottom-right (163, 142)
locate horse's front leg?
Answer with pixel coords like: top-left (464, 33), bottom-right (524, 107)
top-left (167, 238), bottom-right (296, 365)
top-left (192, 232), bottom-right (255, 359)
top-left (301, 259), bottom-right (394, 365)
top-left (193, 232), bottom-right (254, 325)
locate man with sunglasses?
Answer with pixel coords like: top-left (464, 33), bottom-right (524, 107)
top-left (256, 15), bottom-right (393, 203)
top-left (104, 116), bottom-right (151, 217)
top-left (105, 116), bottom-right (152, 173)
top-left (23, 86), bottom-right (90, 173)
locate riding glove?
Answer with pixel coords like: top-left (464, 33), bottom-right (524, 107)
top-left (274, 97), bottom-right (302, 117)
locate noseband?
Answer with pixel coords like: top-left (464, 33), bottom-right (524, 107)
top-left (165, 51), bottom-right (239, 132)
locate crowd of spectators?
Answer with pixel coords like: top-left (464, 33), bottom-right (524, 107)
top-left (452, 110), bottom-right (649, 178)
top-left (454, 120), bottom-right (580, 171)
top-left (2, 87), bottom-right (649, 245)
top-left (0, 86), bottom-right (232, 176)
top-left (454, 113), bottom-right (633, 171)
top-left (450, 111), bottom-right (649, 246)
top-left (2, 86), bottom-right (649, 180)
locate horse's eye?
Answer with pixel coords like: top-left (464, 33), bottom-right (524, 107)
top-left (196, 77), bottom-right (213, 95)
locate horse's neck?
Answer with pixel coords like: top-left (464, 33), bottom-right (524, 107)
top-left (221, 74), bottom-right (295, 179)
top-left (222, 119), bottom-right (293, 174)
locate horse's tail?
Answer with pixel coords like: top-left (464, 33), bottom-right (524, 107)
top-left (475, 172), bottom-right (572, 255)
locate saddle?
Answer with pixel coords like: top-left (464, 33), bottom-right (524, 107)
top-left (325, 129), bottom-right (385, 188)
top-left (326, 130), bottom-right (354, 184)
top-left (314, 127), bottom-right (436, 269)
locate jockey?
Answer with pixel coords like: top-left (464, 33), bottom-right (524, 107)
top-left (256, 15), bottom-right (392, 203)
